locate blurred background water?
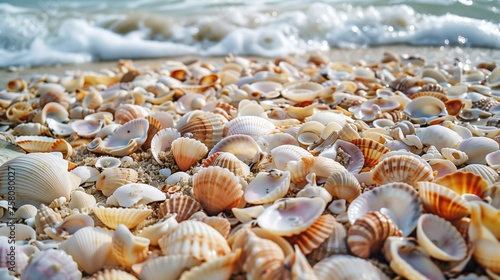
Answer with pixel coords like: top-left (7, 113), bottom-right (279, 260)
top-left (0, 0), bottom-right (499, 67)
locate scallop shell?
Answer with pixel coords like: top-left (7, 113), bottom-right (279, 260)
top-left (270, 144), bottom-right (312, 170)
top-left (0, 223), bottom-right (36, 242)
top-left (59, 226), bottom-right (117, 274)
top-left (16, 135), bottom-right (73, 159)
top-left (93, 206), bottom-right (152, 229)
top-left (192, 166), bottom-right (243, 216)
top-left (383, 237), bottom-right (445, 280)
top-left (202, 152), bottom-right (250, 177)
top-left (179, 249), bottom-right (241, 280)
top-left (71, 119), bottom-right (104, 139)
top-left (171, 137), bottom-right (208, 171)
top-left (309, 217), bottom-right (348, 261)
top-left (20, 249), bottom-right (81, 280)
top-left (208, 134), bottom-right (262, 165)
top-left (372, 154), bottom-right (434, 186)
top-left (347, 211), bottom-right (402, 258)
top-left (434, 171), bottom-right (490, 201)
top-left (68, 189), bottom-right (97, 211)
top-left (112, 224), bottom-right (150, 268)
top-left (159, 195), bottom-right (201, 222)
top-left (284, 214), bottom-right (336, 254)
top-left (324, 169), bottom-right (361, 203)
top-left (285, 156), bottom-right (345, 183)
top-left (313, 255), bottom-right (390, 280)
top-left (223, 115), bottom-right (275, 139)
top-left (106, 183), bottom-right (166, 207)
top-left (95, 168), bottom-right (139, 196)
top-left (13, 204), bottom-right (38, 220)
top-left (12, 123), bottom-right (50, 136)
top-left (151, 127), bottom-right (181, 164)
top-left (0, 153), bottom-right (81, 208)
top-left (88, 118), bottom-right (149, 156)
top-left (337, 123), bottom-right (361, 142)
top-left (459, 164), bottom-right (500, 185)
top-left (257, 197), bottom-right (325, 236)
top-left (114, 104), bottom-right (149, 125)
top-left (350, 138), bottom-right (390, 168)
top-left (177, 111), bottom-right (227, 149)
top-left (417, 181), bottom-right (471, 221)
top-left (135, 255), bottom-right (201, 280)
top-left (457, 136), bottom-right (499, 165)
top-left (244, 170), bottom-right (291, 204)
top-left (416, 214), bottom-right (467, 261)
top-left (348, 182), bottom-right (422, 236)
top-left (158, 220), bottom-right (231, 262)
top-left (49, 213), bottom-right (95, 240)
top-left (319, 139), bottom-right (364, 174)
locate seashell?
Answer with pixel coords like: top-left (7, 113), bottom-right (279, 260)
top-left (70, 166), bottom-right (100, 185)
top-left (328, 199), bottom-right (347, 215)
top-left (350, 138), bottom-right (390, 168)
top-left (0, 223), bottom-right (36, 241)
top-left (486, 66), bottom-right (500, 88)
top-left (165, 171), bottom-right (191, 185)
top-left (309, 218), bottom-right (348, 261)
top-left (416, 214), bottom-right (467, 261)
top-left (137, 215), bottom-right (179, 246)
top-left (171, 137), bottom-right (208, 171)
top-left (457, 136), bottom-right (499, 165)
top-left (305, 111), bottom-right (352, 127)
top-left (410, 91), bottom-right (449, 102)
top-left (324, 170), bottom-right (361, 203)
top-left (0, 153), bottom-right (81, 208)
top-left (348, 182), bottom-right (421, 236)
top-left (88, 118), bottom-right (149, 156)
top-left (175, 93), bottom-right (208, 114)
top-left (7, 78), bottom-right (28, 92)
top-left (231, 205), bottom-right (265, 223)
top-left (441, 147), bottom-right (469, 166)
top-left (20, 249), bottom-right (81, 280)
top-left (12, 123), bottom-right (50, 136)
top-left (59, 226), bottom-right (117, 274)
top-left (69, 106), bottom-right (95, 119)
top-left (68, 189), bottom-right (97, 211)
top-left (471, 200), bottom-right (500, 239)
top-left (270, 144), bottom-right (312, 170)
top-left (223, 115), bottom-right (275, 140)
top-left (416, 125), bottom-right (463, 150)
top-left (159, 195), bottom-right (201, 222)
top-left (347, 211), bottom-right (402, 258)
top-left (49, 213), bottom-right (94, 240)
top-left (296, 173), bottom-right (333, 203)
top-left (177, 111), bottom-right (227, 149)
top-left (202, 152), bottom-right (250, 177)
top-left (135, 255), bottom-right (201, 280)
top-left (158, 220), bottom-right (231, 262)
top-left (337, 123), bottom-right (360, 142)
top-left (114, 104), bottom-right (149, 125)
top-left (428, 158), bottom-right (457, 178)
top-left (86, 268), bottom-right (139, 280)
top-left (192, 166), bottom-right (243, 216)
top-left (256, 133), bottom-right (298, 153)
top-left (142, 115), bottom-right (163, 150)
top-left (320, 139), bottom-right (364, 174)
top-left (95, 123), bottom-right (120, 139)
top-left (281, 81), bottom-right (323, 102)
top-left (13, 204), bottom-right (38, 221)
top-left (35, 102), bottom-right (69, 124)
top-left (6, 101), bottom-right (32, 123)
top-left (112, 224), bottom-right (150, 268)
top-left (71, 119), bottom-right (104, 138)
top-left (82, 90), bottom-right (103, 109)
top-left (383, 237), bottom-right (445, 280)
top-left (257, 197), bottom-right (325, 236)
top-left (313, 255), bottom-right (390, 280)
top-left (434, 171), bottom-right (490, 201)
top-left (195, 215), bottom-right (231, 239)
top-left (486, 150), bottom-right (500, 171)
top-left (404, 96), bottom-right (447, 124)
top-left (93, 206), bottom-right (152, 229)
top-left (244, 170), bottom-right (291, 204)
top-left (16, 135), bottom-right (73, 159)
top-left (151, 127), bottom-right (181, 164)
top-left (284, 214), bottom-right (335, 255)
top-left (106, 183), bottom-right (166, 207)
top-left (208, 134), bottom-right (262, 165)
top-left (95, 168), bottom-right (139, 196)
top-left (285, 156), bottom-right (345, 183)
top-left (417, 181), bottom-right (471, 221)
top-left (237, 100), bottom-right (267, 117)
top-left (95, 156), bottom-right (121, 170)
top-left (459, 164), bottom-right (500, 185)
top-left (179, 249), bottom-right (241, 280)
top-left (372, 154), bottom-right (434, 186)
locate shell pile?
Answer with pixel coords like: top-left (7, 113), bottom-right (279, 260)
top-left (1, 52), bottom-right (500, 279)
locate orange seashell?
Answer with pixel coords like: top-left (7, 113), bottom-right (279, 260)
top-left (350, 138), bottom-right (390, 168)
top-left (114, 104), bottom-right (149, 125)
top-left (171, 137), bottom-right (208, 171)
top-left (159, 196), bottom-right (201, 222)
top-left (410, 91), bottom-right (449, 102)
top-left (445, 99), bottom-right (465, 116)
top-left (372, 154), bottom-right (434, 187)
top-left (324, 170), bottom-right (361, 203)
top-left (142, 115), bottom-right (163, 150)
top-left (417, 181), bottom-right (471, 221)
top-left (16, 136), bottom-right (73, 159)
top-left (434, 171), bottom-right (490, 201)
top-left (202, 152), bottom-right (250, 177)
top-left (192, 166), bottom-right (243, 216)
top-left (284, 214), bottom-right (336, 254)
top-left (177, 112), bottom-right (227, 149)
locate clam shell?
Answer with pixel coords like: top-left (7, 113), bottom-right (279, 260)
top-left (350, 138), bottom-right (390, 168)
top-left (404, 96), bottom-right (447, 124)
top-left (36, 102), bottom-right (69, 124)
top-left (324, 169), bottom-right (361, 203)
top-left (347, 211), bottom-right (402, 258)
top-left (337, 123), bottom-right (361, 142)
top-left (171, 137), bottom-right (208, 171)
top-left (135, 255), bottom-right (201, 280)
top-left (114, 104), bottom-right (149, 125)
top-left (95, 168), bottom-right (139, 196)
top-left (112, 224), bottom-right (150, 268)
top-left (68, 189), bottom-right (97, 211)
top-left (208, 134), bottom-right (262, 165)
top-left (20, 249), bottom-right (81, 280)
top-left (348, 182), bottom-right (422, 236)
top-left (270, 144), bottom-right (312, 170)
top-left (93, 206), bottom-right (152, 229)
top-left (244, 170), bottom-right (291, 204)
top-left (417, 181), bottom-right (471, 221)
top-left (231, 205), bottom-right (265, 223)
top-left (416, 214), bottom-right (467, 261)
top-left (70, 166), bottom-right (100, 184)
top-left (460, 164), bottom-right (500, 185)
top-left (151, 127), bottom-right (181, 164)
top-left (0, 153), bottom-right (81, 208)
top-left (159, 195), bottom-right (201, 222)
top-left (223, 115), bottom-right (275, 139)
top-left (192, 166), bottom-right (243, 216)
top-left (16, 135), bottom-right (73, 159)
top-left (434, 171), bottom-right (490, 201)
top-left (0, 223), bottom-right (36, 242)
top-left (158, 220), bottom-right (231, 262)
top-left (106, 183), bottom-right (166, 207)
top-left (457, 136), bottom-right (499, 165)
top-left (372, 154), bottom-right (434, 186)
top-left (309, 217), bottom-right (348, 260)
top-left (177, 111), bottom-right (227, 149)
top-left (95, 156), bottom-right (121, 170)
top-left (50, 213), bottom-right (94, 240)
top-left (256, 133), bottom-right (298, 153)
top-left (59, 226), bottom-right (117, 274)
top-left (319, 139), bottom-right (364, 174)
top-left (197, 215), bottom-right (231, 239)
top-left (285, 156), bottom-right (345, 183)
top-left (428, 159), bottom-right (457, 178)
top-left (202, 152), bottom-right (250, 177)
top-left (13, 204), bottom-right (38, 220)
top-left (313, 255), bottom-right (390, 280)
top-left (71, 119), bottom-right (104, 138)
top-left (284, 214), bottom-right (336, 254)
top-left (416, 125), bottom-right (463, 150)
top-left (179, 249), bottom-right (241, 280)
top-left (137, 215), bottom-right (178, 247)
top-left (281, 82), bottom-right (322, 102)
top-left (486, 150), bottom-right (500, 171)
top-left (469, 201), bottom-right (500, 274)
top-left (257, 197), bottom-right (325, 236)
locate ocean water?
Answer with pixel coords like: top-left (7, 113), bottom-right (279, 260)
top-left (0, 0), bottom-right (499, 67)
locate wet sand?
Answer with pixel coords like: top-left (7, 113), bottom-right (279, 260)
top-left (2, 45), bottom-right (499, 89)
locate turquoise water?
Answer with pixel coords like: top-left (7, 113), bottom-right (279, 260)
top-left (0, 0), bottom-right (499, 67)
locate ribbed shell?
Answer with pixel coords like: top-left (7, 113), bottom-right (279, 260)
top-left (137, 255), bottom-right (201, 280)
top-left (284, 214), bottom-right (336, 254)
top-left (171, 137), bottom-right (208, 171)
top-left (313, 255), bottom-right (390, 280)
top-left (417, 182), bottom-right (471, 221)
top-left (434, 171), bottom-right (490, 200)
top-left (179, 248), bottom-right (241, 280)
top-left (270, 144), bottom-right (312, 170)
top-left (16, 135), bottom-right (73, 159)
top-left (324, 170), bottom-right (362, 203)
top-left (372, 154), bottom-right (434, 186)
top-left (203, 152), bottom-right (251, 177)
top-left (309, 218), bottom-right (348, 261)
top-left (350, 138), bottom-right (390, 168)
top-left (95, 168), bottom-right (139, 196)
top-left (20, 249), bottom-right (81, 280)
top-left (223, 115), bottom-right (275, 139)
top-left (35, 204), bottom-right (63, 234)
top-left (159, 195), bottom-right (202, 222)
top-left (111, 224), bottom-right (150, 268)
top-left (177, 112), bottom-right (227, 149)
top-left (208, 134), bottom-right (262, 165)
top-left (459, 164), bottom-right (500, 185)
top-left (93, 207), bottom-right (152, 229)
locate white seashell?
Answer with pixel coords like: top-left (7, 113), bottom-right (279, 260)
top-left (458, 136), bottom-right (499, 165)
top-left (270, 145), bottom-right (312, 170)
top-left (281, 82), bottom-right (323, 102)
top-left (486, 66), bottom-right (500, 88)
top-left (208, 134), bottom-right (262, 165)
top-left (244, 170), bottom-right (291, 204)
top-left (106, 183), bottom-right (166, 207)
top-left (68, 189), bottom-right (97, 211)
top-left (112, 224), bottom-right (150, 268)
top-left (441, 148), bottom-right (469, 166)
top-left (313, 255), bottom-right (389, 280)
top-left (70, 166), bottom-right (100, 184)
top-left (231, 205), bottom-right (265, 223)
top-left (0, 223), bottom-right (36, 242)
top-left (135, 255), bottom-right (201, 280)
top-left (95, 168), bottom-right (139, 196)
top-left (416, 125), bottom-right (463, 150)
top-left (151, 127), bottom-right (181, 164)
top-left (486, 150), bottom-right (500, 171)
top-left (256, 133), bottom-right (298, 153)
top-left (428, 159), bottom-right (457, 178)
top-left (20, 249), bottom-right (81, 280)
top-left (179, 249), bottom-right (241, 280)
top-left (93, 206), bottom-right (152, 229)
top-left (328, 199), bottom-right (347, 215)
top-left (71, 119), bottom-right (104, 138)
top-left (48, 213), bottom-right (94, 240)
top-left (13, 204), bottom-right (38, 220)
top-left (95, 156), bottom-right (121, 170)
top-left (165, 171), bottom-right (191, 185)
top-left (138, 215), bottom-right (179, 246)
top-left (0, 153), bottom-right (81, 208)
top-left (257, 197), bottom-right (325, 236)
top-left (223, 115), bottom-right (275, 139)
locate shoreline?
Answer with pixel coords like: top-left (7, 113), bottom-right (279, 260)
top-left (2, 45), bottom-right (499, 89)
